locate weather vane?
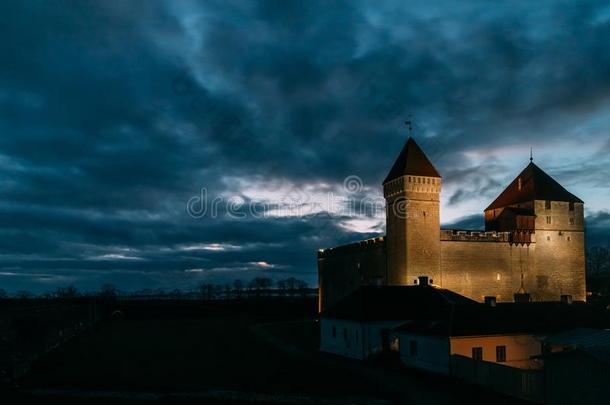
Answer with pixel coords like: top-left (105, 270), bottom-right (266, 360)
top-left (405, 115), bottom-right (413, 137)
top-left (530, 147), bottom-right (533, 163)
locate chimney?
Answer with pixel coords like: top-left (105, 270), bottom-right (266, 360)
top-left (560, 294), bottom-right (573, 305)
top-left (484, 296), bottom-right (497, 307)
top-left (417, 276), bottom-right (429, 286)
top-left (514, 292), bottom-right (531, 303)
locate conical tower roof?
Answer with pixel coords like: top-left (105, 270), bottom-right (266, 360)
top-left (383, 137), bottom-right (441, 184)
top-left (485, 162), bottom-right (583, 211)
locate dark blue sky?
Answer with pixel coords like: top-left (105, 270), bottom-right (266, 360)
top-left (1, 1), bottom-right (610, 293)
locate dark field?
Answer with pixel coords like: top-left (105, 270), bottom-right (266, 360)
top-left (2, 299), bottom-right (524, 404)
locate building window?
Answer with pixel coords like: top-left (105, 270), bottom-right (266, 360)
top-left (496, 273), bottom-right (501, 281)
top-left (546, 236), bottom-right (551, 241)
top-left (408, 176), bottom-right (411, 182)
top-left (409, 340), bottom-right (418, 357)
top-left (518, 178), bottom-right (522, 190)
top-left (332, 325), bottom-right (336, 338)
top-left (567, 236), bottom-right (571, 242)
top-left (545, 200), bottom-right (551, 210)
top-left (496, 345), bottom-right (506, 362)
top-left (546, 216), bottom-right (552, 224)
top-left (472, 347), bottom-right (483, 361)
top-left (569, 202), bottom-right (575, 211)
top-left (569, 217), bottom-right (575, 225)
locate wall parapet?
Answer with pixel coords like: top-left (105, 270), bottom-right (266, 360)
top-left (441, 229), bottom-right (511, 242)
top-left (318, 237), bottom-right (385, 258)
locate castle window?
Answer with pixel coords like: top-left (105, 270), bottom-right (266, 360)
top-left (496, 273), bottom-right (501, 281)
top-left (546, 216), bottom-right (552, 224)
top-left (472, 347), bottom-right (483, 361)
top-left (496, 346), bottom-right (507, 362)
top-left (545, 200), bottom-right (551, 210)
top-left (408, 176), bottom-right (411, 182)
top-left (410, 340), bottom-right (418, 357)
top-left (567, 236), bottom-right (571, 242)
top-left (518, 178), bottom-right (522, 190)
top-left (417, 178), bottom-right (421, 183)
top-left (569, 202), bottom-right (574, 211)
top-left (547, 236), bottom-right (551, 241)
top-left (569, 218), bottom-right (575, 225)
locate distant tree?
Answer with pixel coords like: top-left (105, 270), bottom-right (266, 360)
top-left (233, 279), bottom-right (243, 298)
top-left (0, 288), bottom-right (7, 299)
top-left (99, 284), bottom-right (117, 300)
top-left (587, 246), bottom-right (610, 276)
top-left (277, 279), bottom-right (287, 296)
top-left (248, 277), bottom-right (272, 296)
top-left (295, 279), bottom-right (309, 296)
top-left (199, 283), bottom-right (214, 300)
top-left (277, 277), bottom-right (308, 296)
top-left (55, 285), bottom-right (79, 299)
top-left (16, 290), bottom-right (32, 299)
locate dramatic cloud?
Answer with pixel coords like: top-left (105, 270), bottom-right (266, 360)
top-left (0, 0), bottom-right (609, 292)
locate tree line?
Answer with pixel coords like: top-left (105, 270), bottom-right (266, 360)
top-left (0, 277), bottom-right (312, 300)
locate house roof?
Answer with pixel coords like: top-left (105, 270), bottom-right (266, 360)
top-left (383, 137), bottom-right (441, 184)
top-left (396, 302), bottom-right (610, 337)
top-left (485, 162), bottom-right (583, 211)
top-left (539, 328), bottom-right (610, 365)
top-left (320, 285), bottom-right (476, 322)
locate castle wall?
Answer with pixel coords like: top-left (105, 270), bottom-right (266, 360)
top-left (439, 231), bottom-right (532, 302)
top-left (317, 238), bottom-right (386, 312)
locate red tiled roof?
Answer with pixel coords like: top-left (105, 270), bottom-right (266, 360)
top-left (383, 137), bottom-right (441, 184)
top-left (485, 162), bottom-right (583, 211)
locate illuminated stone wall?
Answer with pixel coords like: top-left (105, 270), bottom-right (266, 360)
top-left (439, 232), bottom-right (532, 302)
top-left (318, 198), bottom-right (586, 310)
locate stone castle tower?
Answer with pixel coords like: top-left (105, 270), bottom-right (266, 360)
top-left (383, 138), bottom-right (442, 286)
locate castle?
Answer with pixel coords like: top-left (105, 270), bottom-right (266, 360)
top-left (318, 136), bottom-right (586, 311)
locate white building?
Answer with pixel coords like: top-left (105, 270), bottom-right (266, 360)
top-left (319, 279), bottom-right (477, 360)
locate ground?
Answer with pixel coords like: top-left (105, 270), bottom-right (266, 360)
top-left (2, 299), bottom-right (526, 404)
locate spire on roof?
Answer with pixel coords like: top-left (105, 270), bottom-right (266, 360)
top-left (383, 136), bottom-right (441, 184)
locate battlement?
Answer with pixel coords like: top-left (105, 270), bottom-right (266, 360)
top-left (440, 229), bottom-right (511, 242)
top-left (318, 237), bottom-right (385, 258)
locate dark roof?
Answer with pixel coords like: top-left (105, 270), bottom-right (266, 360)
top-left (320, 285), bottom-right (476, 322)
top-left (485, 162), bottom-right (583, 211)
top-left (499, 207), bottom-right (536, 217)
top-left (539, 328), bottom-right (610, 365)
top-left (383, 137), bottom-right (441, 184)
top-left (396, 302), bottom-right (610, 337)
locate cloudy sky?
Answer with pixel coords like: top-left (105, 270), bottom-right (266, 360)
top-left (1, 0), bottom-right (610, 293)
